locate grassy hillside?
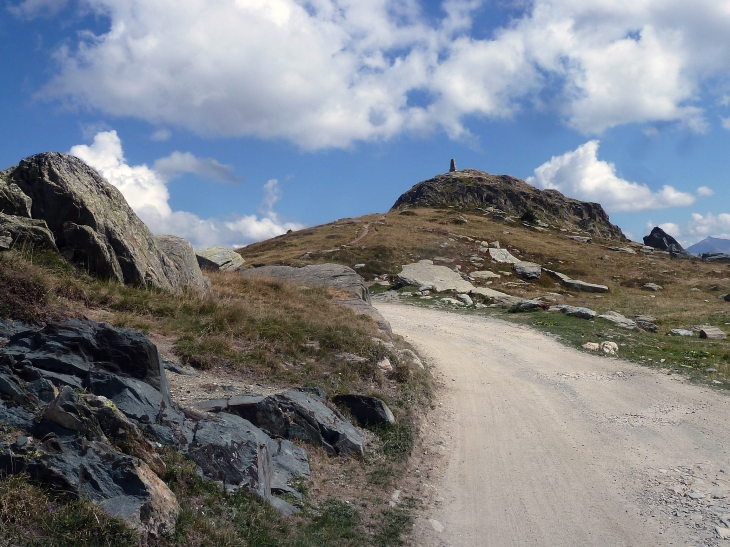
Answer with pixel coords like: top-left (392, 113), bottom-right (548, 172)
top-left (239, 206), bottom-right (730, 385)
top-left (0, 248), bottom-right (430, 546)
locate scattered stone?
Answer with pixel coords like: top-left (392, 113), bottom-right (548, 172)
top-left (597, 311), bottom-right (637, 330)
top-left (566, 236), bottom-right (592, 243)
top-left (670, 328), bottom-right (694, 337)
top-left (716, 526), bottom-right (730, 540)
top-left (713, 490), bottom-right (727, 499)
top-left (470, 270), bottom-right (501, 280)
top-left (543, 268), bottom-right (608, 293)
top-left (354, 263), bottom-right (365, 269)
top-left (429, 519), bottom-right (445, 533)
top-left (432, 256), bottom-right (454, 263)
top-left (688, 491), bottom-right (706, 499)
top-left (377, 358), bottom-right (394, 372)
top-left (196, 247), bottom-right (245, 271)
top-left (488, 248), bottom-right (520, 264)
top-left (642, 283), bottom-right (663, 291)
top-left (156, 235), bottom-right (212, 296)
top-left (397, 261), bottom-right (474, 293)
top-left (513, 261), bottom-right (541, 280)
top-left (635, 315), bottom-right (659, 333)
top-left (457, 293), bottom-right (473, 306)
top-left (332, 394), bottom-right (395, 426)
top-left (607, 246), bottom-right (636, 254)
top-left (509, 300), bottom-right (546, 312)
top-left (700, 326), bottom-right (726, 340)
top-left (440, 297), bottom-right (465, 306)
top-left (553, 305), bottom-right (596, 320)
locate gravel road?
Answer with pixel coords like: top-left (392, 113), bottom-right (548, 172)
top-left (374, 303), bottom-right (730, 547)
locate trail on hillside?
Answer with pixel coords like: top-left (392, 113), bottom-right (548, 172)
top-left (374, 303), bottom-right (730, 547)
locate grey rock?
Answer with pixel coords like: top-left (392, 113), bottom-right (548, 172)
top-left (553, 305), bottom-right (596, 319)
top-left (2, 152), bottom-right (203, 294)
top-left (566, 236), bottom-right (592, 243)
top-left (457, 293), bottom-right (473, 306)
top-left (225, 390), bottom-right (364, 456)
top-left (332, 394), bottom-right (395, 426)
top-left (597, 311), bottom-right (637, 330)
top-left (470, 286), bottom-right (525, 307)
top-left (196, 246), bottom-right (245, 272)
top-left (687, 491), bottom-right (706, 499)
top-left (642, 283), bottom-right (663, 291)
top-left (0, 212), bottom-right (56, 251)
top-left (241, 263), bottom-right (370, 302)
top-left (156, 235), bottom-right (212, 296)
top-left (509, 299), bottom-right (546, 312)
top-left (470, 270), bottom-right (501, 280)
top-left (634, 315), bottom-right (659, 333)
top-left (513, 261), bottom-right (541, 280)
top-left (700, 326), bottom-right (726, 339)
top-left (0, 173), bottom-right (32, 217)
top-left (543, 268), bottom-right (608, 293)
top-left (607, 246), bottom-right (636, 254)
top-left (670, 329), bottom-right (694, 336)
top-left (701, 252), bottom-right (730, 263)
top-left (488, 248), bottom-right (520, 264)
top-left (397, 261), bottom-right (474, 293)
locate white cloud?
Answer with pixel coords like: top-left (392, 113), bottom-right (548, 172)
top-left (150, 128), bottom-right (171, 141)
top-left (697, 186), bottom-right (714, 197)
top-left (527, 140), bottom-right (696, 212)
top-left (721, 117), bottom-right (730, 130)
top-left (69, 131), bottom-right (302, 248)
top-left (38, 0), bottom-right (730, 148)
top-left (647, 212), bottom-right (730, 247)
top-left (8, 0), bottom-right (67, 18)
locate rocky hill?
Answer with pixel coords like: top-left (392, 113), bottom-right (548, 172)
top-left (391, 168), bottom-right (626, 239)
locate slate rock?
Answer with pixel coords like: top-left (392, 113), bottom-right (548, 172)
top-left (670, 328), bottom-right (694, 336)
top-left (635, 315), bottom-right (659, 333)
top-left (543, 268), bottom-right (608, 293)
top-left (0, 173), bottom-right (32, 217)
top-left (470, 286), bottom-right (525, 307)
top-left (332, 394), bottom-right (396, 426)
top-left (513, 261), bottom-right (541, 280)
top-left (0, 212), bottom-right (56, 251)
top-left (242, 263), bottom-right (370, 302)
top-left (196, 246), bottom-right (245, 271)
top-left (225, 390), bottom-right (364, 456)
top-left (509, 299), bottom-right (546, 312)
top-left (470, 270), bottom-right (500, 280)
top-left (156, 235), bottom-right (212, 296)
top-left (488, 248), bottom-right (520, 264)
top-left (0, 435), bottom-right (178, 538)
top-left (2, 152), bottom-right (204, 294)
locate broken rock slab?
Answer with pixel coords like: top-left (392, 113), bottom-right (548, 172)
top-left (597, 311), bottom-right (637, 329)
top-left (513, 261), bottom-right (541, 280)
top-left (398, 261), bottom-right (474, 293)
top-left (488, 248), bottom-right (520, 264)
top-left (642, 283), bottom-right (663, 291)
top-left (543, 268), bottom-right (608, 293)
top-left (670, 328), bottom-right (694, 336)
top-left (635, 315), bottom-right (659, 333)
top-left (551, 304), bottom-right (596, 320)
top-left (470, 270), bottom-right (501, 280)
top-left (700, 326), bottom-right (726, 340)
top-left (196, 247), bottom-right (245, 271)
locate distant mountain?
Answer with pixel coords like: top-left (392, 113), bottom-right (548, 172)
top-left (686, 236), bottom-right (730, 256)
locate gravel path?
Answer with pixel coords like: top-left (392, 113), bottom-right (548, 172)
top-left (374, 303), bottom-right (730, 547)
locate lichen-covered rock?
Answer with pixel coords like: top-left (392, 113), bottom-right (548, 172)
top-left (1, 153), bottom-right (206, 295)
top-left (156, 235), bottom-right (212, 296)
top-left (196, 247), bottom-right (245, 271)
top-left (0, 173), bottom-right (31, 217)
top-left (0, 212), bottom-right (56, 251)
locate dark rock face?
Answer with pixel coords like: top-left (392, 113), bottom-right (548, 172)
top-left (332, 394), bottom-right (395, 426)
top-left (391, 169), bottom-right (626, 239)
top-left (0, 318), bottom-right (312, 532)
top-left (643, 227), bottom-right (690, 258)
top-left (1, 153), bottom-right (208, 295)
top-left (241, 263), bottom-right (370, 303)
top-left (0, 175), bottom-right (32, 217)
top-left (198, 390), bottom-right (365, 456)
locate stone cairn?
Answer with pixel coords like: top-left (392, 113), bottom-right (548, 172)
top-left (449, 158), bottom-right (457, 172)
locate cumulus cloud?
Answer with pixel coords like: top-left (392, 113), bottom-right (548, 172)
top-left (34, 0), bottom-right (730, 148)
top-left (8, 0), bottom-right (67, 18)
top-left (527, 140), bottom-right (696, 212)
top-left (697, 186), bottom-right (714, 197)
top-left (721, 117), bottom-right (730, 130)
top-left (645, 213), bottom-right (730, 246)
top-left (69, 131), bottom-right (302, 248)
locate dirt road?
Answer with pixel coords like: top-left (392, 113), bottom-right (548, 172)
top-left (374, 303), bottom-right (730, 547)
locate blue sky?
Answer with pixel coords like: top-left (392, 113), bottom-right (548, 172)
top-left (2, 0), bottom-right (730, 248)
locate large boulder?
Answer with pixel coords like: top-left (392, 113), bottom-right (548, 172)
top-left (196, 247), bottom-right (245, 271)
top-left (398, 260), bottom-right (473, 293)
top-left (1, 153), bottom-right (205, 294)
top-left (155, 235), bottom-right (212, 296)
top-left (332, 394), bottom-right (395, 426)
top-left (513, 261), bottom-right (541, 280)
top-left (643, 226), bottom-right (690, 258)
top-left (701, 252), bottom-right (730, 263)
top-left (241, 263), bottom-right (370, 302)
top-left (0, 174), bottom-right (31, 217)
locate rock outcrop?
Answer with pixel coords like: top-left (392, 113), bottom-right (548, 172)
top-left (196, 247), bottom-right (245, 271)
top-left (0, 213), bottom-right (56, 251)
top-left (156, 235), bottom-right (212, 296)
top-left (398, 260), bottom-right (474, 293)
top-left (1, 153), bottom-right (209, 295)
top-left (332, 394), bottom-right (395, 426)
top-left (544, 268), bottom-right (609, 293)
top-left (241, 264), bottom-right (370, 303)
top-left (643, 227), bottom-right (690, 258)
top-left (391, 169), bottom-right (626, 239)
top-left (0, 317), bottom-right (313, 533)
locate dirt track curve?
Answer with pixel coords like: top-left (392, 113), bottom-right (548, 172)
top-left (374, 302), bottom-right (730, 547)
